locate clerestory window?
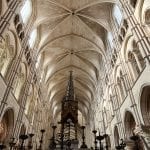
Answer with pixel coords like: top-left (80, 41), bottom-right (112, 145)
top-left (20, 0), bottom-right (32, 24)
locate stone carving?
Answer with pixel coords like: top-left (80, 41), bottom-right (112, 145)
top-left (134, 125), bottom-right (150, 147)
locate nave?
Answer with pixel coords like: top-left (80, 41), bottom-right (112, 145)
top-left (0, 0), bottom-right (150, 149)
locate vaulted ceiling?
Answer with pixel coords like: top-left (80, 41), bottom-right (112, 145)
top-left (34, 0), bottom-right (116, 120)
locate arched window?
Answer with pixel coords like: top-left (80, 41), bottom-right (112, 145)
top-left (107, 32), bottom-right (113, 48)
top-left (29, 29), bottom-right (37, 48)
top-left (114, 126), bottom-right (119, 146)
top-left (0, 109), bottom-right (14, 142)
top-left (140, 86), bottom-right (150, 125)
top-left (109, 96), bottom-right (114, 117)
top-left (0, 37), bottom-right (15, 77)
top-left (145, 9), bottom-right (150, 24)
top-left (128, 51), bottom-right (140, 79)
top-left (132, 40), bottom-right (145, 70)
top-left (20, 0), bottom-right (32, 24)
top-left (103, 107), bottom-right (108, 127)
top-left (113, 5), bottom-right (123, 26)
top-left (120, 71), bottom-right (127, 98)
top-left (19, 124), bottom-right (26, 135)
top-left (25, 85), bottom-right (33, 115)
top-left (129, 0), bottom-right (137, 9)
top-left (120, 28), bottom-right (126, 37)
top-left (35, 54), bottom-right (42, 69)
top-left (13, 64), bottom-right (26, 100)
top-left (124, 111), bottom-right (136, 137)
top-left (117, 77), bottom-right (125, 102)
top-left (111, 49), bottom-right (117, 67)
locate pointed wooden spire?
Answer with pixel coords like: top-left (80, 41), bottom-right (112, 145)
top-left (65, 71), bottom-right (74, 101)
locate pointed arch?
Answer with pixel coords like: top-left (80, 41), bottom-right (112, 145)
top-left (0, 108), bottom-right (14, 142)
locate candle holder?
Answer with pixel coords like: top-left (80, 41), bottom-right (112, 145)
top-left (49, 125), bottom-right (57, 149)
top-left (96, 132), bottom-right (104, 150)
top-left (9, 138), bottom-right (16, 150)
top-left (103, 134), bottom-right (109, 150)
top-left (19, 134), bottom-right (28, 150)
top-left (66, 139), bottom-right (71, 149)
top-left (0, 143), bottom-right (6, 149)
top-left (38, 129), bottom-right (45, 150)
top-left (115, 139), bottom-right (126, 150)
top-left (27, 133), bottom-right (34, 149)
top-left (92, 129), bottom-right (98, 150)
top-left (80, 126), bottom-right (88, 149)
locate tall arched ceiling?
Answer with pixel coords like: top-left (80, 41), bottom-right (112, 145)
top-left (34, 0), bottom-right (115, 119)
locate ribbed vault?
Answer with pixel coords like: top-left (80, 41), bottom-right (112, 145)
top-left (34, 0), bottom-right (115, 122)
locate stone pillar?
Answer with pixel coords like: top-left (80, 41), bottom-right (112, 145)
top-left (134, 125), bottom-right (150, 149)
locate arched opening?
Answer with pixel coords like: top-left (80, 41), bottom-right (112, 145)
top-left (111, 49), bottom-right (117, 68)
top-left (124, 111), bottom-right (136, 137)
top-left (113, 5), bottom-right (123, 26)
top-left (121, 28), bottom-right (126, 38)
top-left (106, 135), bottom-right (111, 150)
top-left (25, 85), bottom-right (34, 115)
top-left (107, 32), bottom-right (113, 48)
top-left (140, 86), bottom-right (150, 125)
top-left (14, 14), bottom-right (20, 26)
top-left (19, 124), bottom-right (26, 135)
top-left (128, 51), bottom-right (140, 79)
top-left (118, 35), bottom-right (123, 44)
top-left (103, 107), bottom-right (108, 127)
top-left (0, 109), bottom-right (14, 142)
top-left (123, 19), bottom-right (128, 30)
top-left (133, 40), bottom-right (145, 70)
top-left (29, 28), bottom-right (37, 48)
top-left (130, 0), bottom-right (137, 9)
top-left (114, 126), bottom-right (119, 146)
top-left (117, 77), bottom-right (125, 103)
top-left (13, 63), bottom-right (26, 100)
top-left (109, 96), bottom-right (114, 117)
top-left (145, 9), bottom-right (150, 24)
top-left (20, 0), bottom-right (32, 24)
top-left (124, 111), bottom-right (144, 150)
top-left (0, 37), bottom-right (15, 78)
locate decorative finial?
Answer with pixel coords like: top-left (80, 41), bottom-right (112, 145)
top-left (65, 71), bottom-right (74, 101)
